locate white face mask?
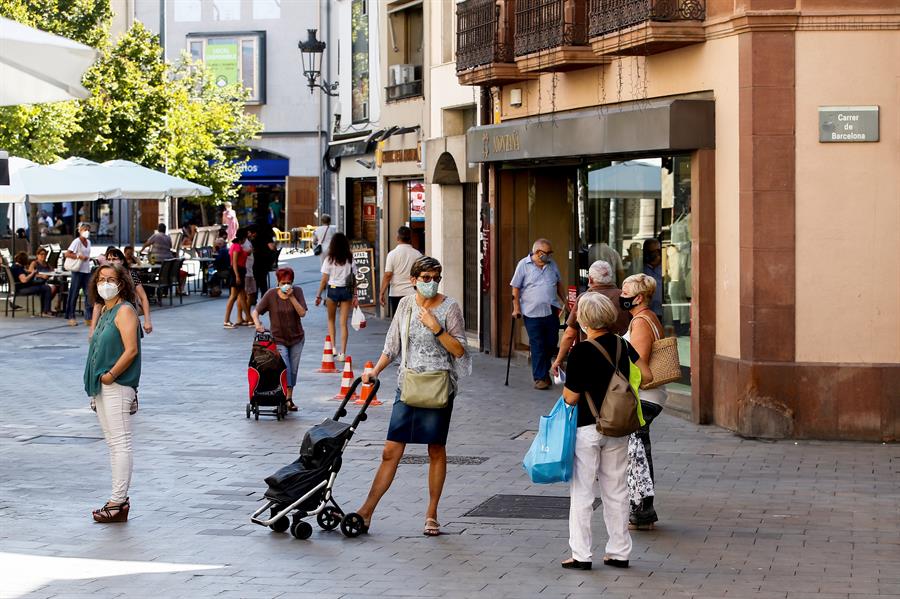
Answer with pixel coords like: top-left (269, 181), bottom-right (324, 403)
top-left (97, 282), bottom-right (119, 301)
top-left (80, 230), bottom-right (90, 239)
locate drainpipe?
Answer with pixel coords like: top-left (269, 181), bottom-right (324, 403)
top-left (479, 86), bottom-right (492, 353)
top-left (324, 0), bottom-right (333, 220)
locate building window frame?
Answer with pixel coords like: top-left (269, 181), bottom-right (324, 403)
top-left (186, 31), bottom-right (267, 105)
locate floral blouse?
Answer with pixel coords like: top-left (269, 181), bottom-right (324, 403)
top-left (382, 294), bottom-right (472, 391)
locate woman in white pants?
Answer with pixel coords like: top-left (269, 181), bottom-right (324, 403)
top-left (560, 293), bottom-right (652, 570)
top-left (83, 263), bottom-right (141, 523)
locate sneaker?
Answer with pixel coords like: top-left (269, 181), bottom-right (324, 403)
top-left (336, 353), bottom-right (345, 362)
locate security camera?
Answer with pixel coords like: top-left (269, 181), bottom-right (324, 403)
top-left (356, 159), bottom-right (375, 169)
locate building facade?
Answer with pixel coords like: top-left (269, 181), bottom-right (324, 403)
top-left (134, 0), bottom-right (324, 233)
top-left (455, 0), bottom-right (899, 441)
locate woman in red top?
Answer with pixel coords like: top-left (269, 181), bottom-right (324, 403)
top-left (224, 228), bottom-right (250, 328)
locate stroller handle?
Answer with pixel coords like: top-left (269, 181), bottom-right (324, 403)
top-left (333, 376), bottom-right (380, 423)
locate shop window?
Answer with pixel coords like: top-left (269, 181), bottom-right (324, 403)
top-left (386, 1), bottom-right (423, 102)
top-left (186, 32), bottom-right (266, 104)
top-left (579, 156), bottom-right (693, 390)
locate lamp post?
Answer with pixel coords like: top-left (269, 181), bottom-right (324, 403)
top-left (298, 29), bottom-right (338, 97)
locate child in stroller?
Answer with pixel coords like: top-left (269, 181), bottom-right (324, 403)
top-left (250, 377), bottom-right (379, 539)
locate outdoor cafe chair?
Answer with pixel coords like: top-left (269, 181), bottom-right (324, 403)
top-left (142, 258), bottom-right (183, 306)
top-left (1, 263), bottom-right (38, 317)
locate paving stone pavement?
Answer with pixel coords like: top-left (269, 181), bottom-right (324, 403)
top-left (1, 255), bottom-right (898, 599)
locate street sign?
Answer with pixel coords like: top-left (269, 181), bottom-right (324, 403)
top-left (818, 106), bottom-right (879, 142)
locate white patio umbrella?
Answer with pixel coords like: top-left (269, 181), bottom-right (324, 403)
top-left (100, 160), bottom-right (212, 198)
top-left (0, 17), bottom-right (98, 106)
top-left (0, 156), bottom-right (119, 254)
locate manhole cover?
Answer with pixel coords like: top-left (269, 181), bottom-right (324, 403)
top-left (22, 345), bottom-right (79, 350)
top-left (464, 494), bottom-right (600, 519)
top-left (400, 455), bottom-right (488, 465)
top-left (23, 435), bottom-right (103, 445)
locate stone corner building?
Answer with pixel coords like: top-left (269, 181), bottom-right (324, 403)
top-left (454, 0), bottom-right (899, 441)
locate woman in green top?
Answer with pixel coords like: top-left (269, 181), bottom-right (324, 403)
top-left (83, 263), bottom-right (141, 523)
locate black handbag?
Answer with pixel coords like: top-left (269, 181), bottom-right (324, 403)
top-left (313, 225), bottom-right (329, 256)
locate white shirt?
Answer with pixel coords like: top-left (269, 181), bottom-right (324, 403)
top-left (321, 258), bottom-right (356, 287)
top-left (242, 239), bottom-right (254, 272)
top-left (314, 225), bottom-right (335, 257)
top-left (384, 243), bottom-right (422, 297)
top-left (67, 237), bottom-right (92, 273)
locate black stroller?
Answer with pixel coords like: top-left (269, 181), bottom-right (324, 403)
top-left (250, 377), bottom-right (380, 539)
top-left (246, 331), bottom-right (288, 420)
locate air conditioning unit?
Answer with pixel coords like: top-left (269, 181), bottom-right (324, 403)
top-left (389, 64), bottom-right (416, 86)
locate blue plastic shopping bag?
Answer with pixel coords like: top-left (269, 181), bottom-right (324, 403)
top-left (523, 397), bottom-right (578, 484)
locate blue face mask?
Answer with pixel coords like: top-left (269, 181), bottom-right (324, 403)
top-left (416, 280), bottom-right (439, 299)
top-left (280, 283), bottom-right (292, 294)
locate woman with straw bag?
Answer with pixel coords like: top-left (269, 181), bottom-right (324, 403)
top-left (620, 273), bottom-right (681, 530)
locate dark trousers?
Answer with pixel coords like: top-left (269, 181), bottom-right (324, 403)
top-left (253, 264), bottom-right (270, 298)
top-left (632, 400), bottom-right (663, 520)
top-left (18, 284), bottom-right (52, 314)
top-left (523, 313), bottom-right (559, 382)
top-left (65, 271), bottom-right (93, 321)
top-left (389, 295), bottom-right (403, 316)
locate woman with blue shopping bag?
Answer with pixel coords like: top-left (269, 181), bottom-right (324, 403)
top-left (558, 293), bottom-right (652, 571)
top-left (523, 396), bottom-right (577, 484)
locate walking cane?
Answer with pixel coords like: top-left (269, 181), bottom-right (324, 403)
top-left (504, 315), bottom-right (517, 386)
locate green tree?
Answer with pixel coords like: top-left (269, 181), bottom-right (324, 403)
top-left (149, 55), bottom-right (262, 225)
top-left (68, 21), bottom-right (170, 164)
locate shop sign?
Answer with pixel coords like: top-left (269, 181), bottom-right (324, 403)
top-left (352, 248), bottom-right (375, 307)
top-left (236, 158), bottom-right (289, 180)
top-left (206, 40), bottom-right (239, 88)
top-left (818, 106), bottom-right (879, 142)
top-left (363, 196), bottom-right (376, 222)
top-left (480, 211), bottom-right (491, 293)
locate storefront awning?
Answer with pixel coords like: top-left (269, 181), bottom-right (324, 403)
top-left (466, 98), bottom-right (715, 163)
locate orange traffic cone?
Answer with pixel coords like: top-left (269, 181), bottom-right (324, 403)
top-left (316, 336), bottom-right (338, 373)
top-left (333, 356), bottom-right (359, 400)
top-left (355, 361), bottom-right (382, 406)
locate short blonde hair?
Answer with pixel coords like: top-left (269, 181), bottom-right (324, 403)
top-left (577, 292), bottom-right (618, 330)
top-left (623, 273), bottom-right (656, 303)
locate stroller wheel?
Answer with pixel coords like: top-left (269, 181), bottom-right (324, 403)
top-left (269, 515), bottom-right (290, 533)
top-left (245, 404), bottom-right (251, 419)
top-left (340, 512), bottom-right (366, 538)
top-left (254, 409), bottom-right (259, 421)
top-left (317, 506), bottom-right (343, 531)
top-left (290, 520), bottom-right (313, 540)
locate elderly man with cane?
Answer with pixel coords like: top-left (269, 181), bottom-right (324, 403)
top-left (510, 238), bottom-right (567, 389)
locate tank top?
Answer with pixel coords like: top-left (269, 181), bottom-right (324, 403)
top-left (83, 303), bottom-right (142, 397)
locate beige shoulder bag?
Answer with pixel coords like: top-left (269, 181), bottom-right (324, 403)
top-left (631, 314), bottom-right (681, 389)
top-left (399, 301), bottom-right (450, 409)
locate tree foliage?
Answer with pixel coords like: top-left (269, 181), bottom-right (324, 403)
top-left (0, 1), bottom-right (262, 213)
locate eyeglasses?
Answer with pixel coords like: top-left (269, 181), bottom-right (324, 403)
top-left (537, 249), bottom-right (553, 256)
top-left (417, 275), bottom-right (442, 283)
top-left (97, 277), bottom-right (119, 284)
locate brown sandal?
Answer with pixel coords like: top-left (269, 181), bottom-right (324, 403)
top-left (93, 498), bottom-right (130, 523)
top-left (424, 518), bottom-right (441, 536)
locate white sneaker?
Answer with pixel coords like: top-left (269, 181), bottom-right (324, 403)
top-left (336, 353), bottom-right (345, 362)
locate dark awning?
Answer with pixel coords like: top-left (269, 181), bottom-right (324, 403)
top-left (466, 98), bottom-right (715, 163)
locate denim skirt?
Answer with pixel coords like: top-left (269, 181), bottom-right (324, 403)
top-left (386, 388), bottom-right (455, 446)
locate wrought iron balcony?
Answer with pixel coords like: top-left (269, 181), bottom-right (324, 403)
top-left (456, 0), bottom-right (531, 85)
top-left (513, 0), bottom-right (605, 72)
top-left (588, 0), bottom-right (706, 56)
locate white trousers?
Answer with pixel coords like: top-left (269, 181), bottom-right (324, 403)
top-left (94, 382), bottom-right (135, 503)
top-left (568, 426), bottom-right (632, 562)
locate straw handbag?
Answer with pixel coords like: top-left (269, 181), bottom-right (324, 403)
top-left (631, 314), bottom-right (681, 389)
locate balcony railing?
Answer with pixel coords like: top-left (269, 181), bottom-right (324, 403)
top-left (588, 0), bottom-right (705, 38)
top-left (457, 0), bottom-right (513, 72)
top-left (385, 80), bottom-right (423, 102)
top-left (514, 0), bottom-right (588, 57)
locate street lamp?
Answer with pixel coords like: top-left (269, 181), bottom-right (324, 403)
top-left (298, 29), bottom-right (337, 96)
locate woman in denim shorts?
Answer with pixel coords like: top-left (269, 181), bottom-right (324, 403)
top-left (315, 233), bottom-right (358, 362)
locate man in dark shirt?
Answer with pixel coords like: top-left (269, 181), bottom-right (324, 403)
top-left (249, 223), bottom-right (276, 299)
top-left (551, 260), bottom-right (631, 379)
top-left (642, 238), bottom-right (664, 320)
